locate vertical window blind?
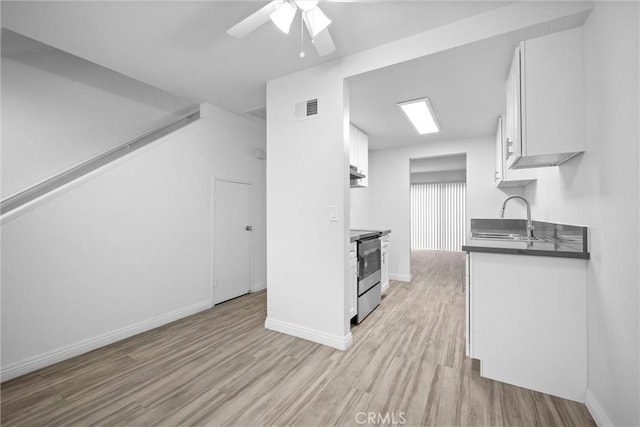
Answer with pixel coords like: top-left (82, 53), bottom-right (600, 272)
top-left (411, 182), bottom-right (466, 251)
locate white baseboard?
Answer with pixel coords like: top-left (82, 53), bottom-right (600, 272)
top-left (265, 317), bottom-right (353, 351)
top-left (585, 389), bottom-right (614, 427)
top-left (251, 281), bottom-right (267, 292)
top-left (382, 281), bottom-right (390, 293)
top-left (389, 273), bottom-right (411, 282)
top-left (0, 300), bottom-right (211, 382)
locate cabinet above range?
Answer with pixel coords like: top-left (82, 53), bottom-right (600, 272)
top-left (349, 124), bottom-right (369, 188)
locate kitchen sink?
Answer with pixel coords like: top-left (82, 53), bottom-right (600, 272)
top-left (468, 218), bottom-right (588, 252)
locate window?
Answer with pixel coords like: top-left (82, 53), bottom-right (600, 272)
top-left (411, 182), bottom-right (466, 251)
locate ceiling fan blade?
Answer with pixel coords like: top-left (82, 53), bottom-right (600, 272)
top-left (313, 28), bottom-right (335, 56)
top-left (227, 0), bottom-right (285, 38)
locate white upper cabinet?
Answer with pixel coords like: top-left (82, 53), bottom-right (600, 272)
top-left (495, 116), bottom-right (536, 187)
top-left (349, 125), bottom-right (358, 167)
top-left (349, 124), bottom-right (368, 187)
top-left (506, 27), bottom-right (585, 169)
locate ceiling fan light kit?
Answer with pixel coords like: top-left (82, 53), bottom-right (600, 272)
top-left (270, 1), bottom-right (297, 34)
top-left (227, 0), bottom-right (335, 57)
top-left (302, 6), bottom-right (331, 38)
top-left (295, 1), bottom-right (319, 11)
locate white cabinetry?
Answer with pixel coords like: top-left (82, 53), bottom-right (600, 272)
top-left (465, 253), bottom-right (472, 358)
top-left (467, 252), bottom-right (587, 401)
top-left (380, 235), bottom-right (389, 292)
top-left (495, 116), bottom-right (535, 187)
top-left (506, 27), bottom-right (585, 169)
top-left (349, 241), bottom-right (358, 319)
top-left (349, 125), bottom-right (357, 166)
top-left (349, 124), bottom-right (368, 187)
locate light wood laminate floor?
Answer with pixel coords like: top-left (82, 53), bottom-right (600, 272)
top-left (1, 250), bottom-right (595, 426)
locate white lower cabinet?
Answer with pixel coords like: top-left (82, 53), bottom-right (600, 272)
top-left (349, 242), bottom-right (358, 320)
top-left (381, 235), bottom-right (389, 292)
top-left (467, 252), bottom-right (587, 402)
top-left (465, 253), bottom-right (472, 358)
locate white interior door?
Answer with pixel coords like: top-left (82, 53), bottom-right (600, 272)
top-left (214, 180), bottom-right (252, 304)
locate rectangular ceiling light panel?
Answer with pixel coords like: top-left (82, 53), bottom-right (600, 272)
top-left (397, 98), bottom-right (440, 134)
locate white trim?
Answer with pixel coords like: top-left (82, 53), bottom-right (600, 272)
top-left (389, 273), bottom-right (411, 282)
top-left (0, 300), bottom-right (211, 382)
top-left (382, 281), bottom-right (390, 293)
top-left (252, 281), bottom-right (267, 292)
top-left (265, 317), bottom-right (353, 351)
top-left (214, 177), bottom-right (253, 186)
top-left (210, 179), bottom-right (216, 305)
top-left (585, 389), bottom-right (614, 427)
top-left (1, 119), bottom-right (201, 225)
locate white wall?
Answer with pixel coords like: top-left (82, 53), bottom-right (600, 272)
top-left (265, 67), bottom-right (352, 349)
top-left (351, 136), bottom-right (525, 281)
top-left (1, 31), bottom-right (193, 197)
top-left (266, 2), bottom-right (591, 350)
top-left (0, 103), bottom-right (266, 380)
top-left (350, 186), bottom-right (370, 230)
top-left (411, 170), bottom-right (466, 184)
top-left (524, 3), bottom-right (639, 425)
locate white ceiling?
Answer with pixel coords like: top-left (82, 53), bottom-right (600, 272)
top-left (2, 29), bottom-right (195, 114)
top-left (349, 13), bottom-right (587, 150)
top-left (350, 35), bottom-right (515, 150)
top-left (1, 1), bottom-right (506, 115)
top-left (1, 1), bottom-right (587, 150)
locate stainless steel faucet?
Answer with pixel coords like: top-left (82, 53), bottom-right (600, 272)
top-left (500, 195), bottom-right (535, 238)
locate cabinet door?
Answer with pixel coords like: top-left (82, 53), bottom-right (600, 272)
top-left (350, 255), bottom-right (358, 319)
top-left (357, 129), bottom-right (368, 187)
top-left (350, 124), bottom-right (369, 188)
top-left (349, 124), bottom-right (358, 167)
top-left (349, 242), bottom-right (358, 319)
top-left (495, 117), bottom-right (503, 184)
top-left (505, 47), bottom-right (522, 170)
top-left (465, 253), bottom-right (473, 358)
top-left (381, 239), bottom-right (389, 291)
top-left (496, 115), bottom-right (536, 187)
top-left (522, 27), bottom-right (585, 158)
top-left (381, 250), bottom-right (389, 289)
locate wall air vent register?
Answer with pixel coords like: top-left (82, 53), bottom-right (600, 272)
top-left (295, 98), bottom-right (318, 120)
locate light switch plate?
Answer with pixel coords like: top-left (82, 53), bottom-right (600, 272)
top-left (329, 206), bottom-right (338, 222)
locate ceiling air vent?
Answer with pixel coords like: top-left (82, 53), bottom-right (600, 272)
top-left (295, 98), bottom-right (319, 121)
top-left (245, 106), bottom-right (266, 121)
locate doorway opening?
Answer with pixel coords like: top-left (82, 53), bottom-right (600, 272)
top-left (410, 154), bottom-right (467, 252)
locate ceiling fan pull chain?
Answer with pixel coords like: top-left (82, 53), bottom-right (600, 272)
top-left (299, 12), bottom-right (305, 58)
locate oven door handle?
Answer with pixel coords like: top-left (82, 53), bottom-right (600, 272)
top-left (361, 247), bottom-right (379, 257)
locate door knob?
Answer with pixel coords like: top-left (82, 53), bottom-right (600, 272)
top-left (245, 225), bottom-right (253, 231)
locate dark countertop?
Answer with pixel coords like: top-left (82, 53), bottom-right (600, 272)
top-left (462, 238), bottom-right (589, 259)
top-left (462, 219), bottom-right (589, 259)
top-left (350, 229), bottom-right (391, 242)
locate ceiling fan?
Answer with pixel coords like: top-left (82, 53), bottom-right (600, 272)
top-left (227, 0), bottom-right (336, 58)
